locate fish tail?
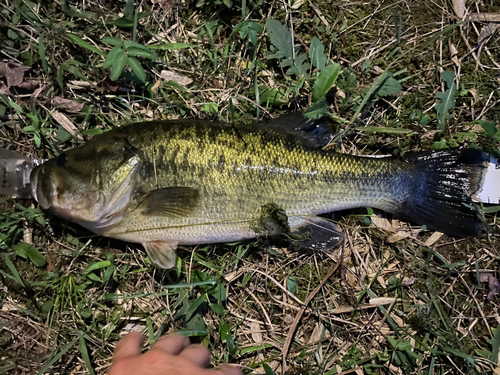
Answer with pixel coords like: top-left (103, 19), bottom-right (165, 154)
top-left (399, 148), bottom-right (489, 237)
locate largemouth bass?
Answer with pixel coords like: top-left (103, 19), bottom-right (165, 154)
top-left (30, 115), bottom-right (489, 268)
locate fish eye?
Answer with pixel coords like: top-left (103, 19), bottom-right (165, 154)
top-left (57, 153), bottom-right (67, 167)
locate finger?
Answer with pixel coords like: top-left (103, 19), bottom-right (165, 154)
top-left (216, 364), bottom-right (243, 375)
top-left (151, 333), bottom-right (190, 355)
top-left (113, 332), bottom-right (144, 362)
top-left (178, 344), bottom-right (211, 367)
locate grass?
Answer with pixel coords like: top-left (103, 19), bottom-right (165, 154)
top-left (1, 0), bottom-right (500, 374)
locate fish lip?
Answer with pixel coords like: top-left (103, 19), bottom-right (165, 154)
top-left (30, 167), bottom-right (40, 202)
top-left (30, 166), bottom-right (55, 209)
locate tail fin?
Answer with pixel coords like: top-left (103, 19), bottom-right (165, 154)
top-left (400, 148), bottom-right (489, 237)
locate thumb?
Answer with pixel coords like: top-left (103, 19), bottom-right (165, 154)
top-left (113, 332), bottom-right (144, 362)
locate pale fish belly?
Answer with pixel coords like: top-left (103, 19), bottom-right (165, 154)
top-left (103, 211), bottom-right (317, 246)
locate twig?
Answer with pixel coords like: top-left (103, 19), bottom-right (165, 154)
top-left (282, 239), bottom-right (345, 372)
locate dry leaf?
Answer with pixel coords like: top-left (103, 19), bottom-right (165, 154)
top-left (119, 324), bottom-right (146, 337)
top-left (369, 297), bottom-right (395, 306)
top-left (478, 23), bottom-right (500, 45)
top-left (97, 76), bottom-right (119, 93)
top-left (0, 60), bottom-right (30, 88)
top-left (449, 42), bottom-right (459, 67)
top-left (479, 272), bottom-right (499, 301)
top-left (51, 96), bottom-right (84, 113)
top-left (160, 70), bottom-right (193, 86)
top-left (52, 110), bottom-right (79, 135)
top-left (308, 322), bottom-right (329, 343)
top-left (452, 0), bottom-right (465, 18)
top-left (291, 0), bottom-right (304, 9)
top-left (151, 80), bottom-right (162, 95)
top-left (470, 13), bottom-right (500, 22)
top-left (371, 216), bottom-right (392, 230)
top-left (387, 231), bottom-right (410, 243)
top-left (250, 322), bottom-right (263, 344)
top-left (424, 231), bottom-right (443, 247)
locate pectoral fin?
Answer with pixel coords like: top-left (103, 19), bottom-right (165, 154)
top-left (143, 240), bottom-right (178, 269)
top-left (293, 216), bottom-right (343, 251)
top-left (139, 187), bottom-right (200, 218)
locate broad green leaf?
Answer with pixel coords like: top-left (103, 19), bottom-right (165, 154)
top-left (56, 128), bottom-right (72, 142)
top-left (436, 87), bottom-right (456, 132)
top-left (483, 205), bottom-right (500, 214)
top-left (309, 37), bottom-right (327, 71)
top-left (123, 41), bottom-right (150, 50)
top-left (337, 70), bottom-right (357, 95)
top-left (265, 19), bottom-right (293, 60)
top-left (67, 34), bottom-right (105, 56)
top-left (376, 77), bottom-right (402, 97)
top-left (148, 43), bottom-right (195, 50)
top-left (235, 20), bottom-right (263, 46)
top-left (488, 325), bottom-right (500, 362)
top-left (86, 273), bottom-right (101, 282)
top-left (259, 87), bottom-right (287, 105)
top-left (128, 57), bottom-right (146, 82)
top-left (13, 242), bottom-right (46, 267)
top-left (126, 47), bottom-right (155, 59)
top-left (433, 139), bottom-right (448, 149)
top-left (103, 46), bottom-right (122, 69)
top-left (286, 277), bottom-right (297, 295)
top-left (474, 120), bottom-right (499, 140)
top-left (441, 70), bottom-right (455, 89)
top-left (210, 303), bottom-right (224, 316)
top-left (84, 260), bottom-right (111, 274)
top-left (435, 71), bottom-right (457, 132)
top-left (356, 126), bottom-right (413, 134)
top-left (285, 53), bottom-right (308, 77)
top-left (262, 363), bottom-right (276, 375)
top-left (102, 37), bottom-right (122, 46)
top-left (110, 51), bottom-right (128, 81)
top-left (312, 63), bottom-right (341, 102)
top-left (303, 98), bottom-right (330, 119)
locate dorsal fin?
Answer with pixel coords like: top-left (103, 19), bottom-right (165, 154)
top-left (253, 113), bottom-right (335, 148)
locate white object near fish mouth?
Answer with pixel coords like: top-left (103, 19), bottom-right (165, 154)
top-left (472, 155), bottom-right (500, 204)
top-left (0, 148), bottom-right (44, 199)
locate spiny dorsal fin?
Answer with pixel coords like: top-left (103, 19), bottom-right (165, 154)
top-left (138, 187), bottom-right (200, 218)
top-left (253, 113), bottom-right (335, 148)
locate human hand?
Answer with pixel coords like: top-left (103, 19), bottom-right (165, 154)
top-left (109, 332), bottom-right (242, 375)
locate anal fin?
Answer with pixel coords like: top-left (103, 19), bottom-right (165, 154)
top-left (143, 240), bottom-right (178, 269)
top-left (292, 216), bottom-right (343, 251)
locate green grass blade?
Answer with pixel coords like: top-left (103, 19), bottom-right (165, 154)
top-left (37, 337), bottom-right (79, 375)
top-left (67, 34), bottom-right (105, 56)
top-left (78, 331), bottom-right (95, 375)
top-left (4, 256), bottom-right (25, 287)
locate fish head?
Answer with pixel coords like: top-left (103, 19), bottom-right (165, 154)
top-left (30, 135), bottom-right (142, 228)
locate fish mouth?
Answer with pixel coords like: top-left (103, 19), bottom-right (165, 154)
top-left (30, 166), bottom-right (55, 210)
